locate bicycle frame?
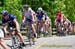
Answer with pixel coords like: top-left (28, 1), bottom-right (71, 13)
top-left (10, 28), bottom-right (23, 49)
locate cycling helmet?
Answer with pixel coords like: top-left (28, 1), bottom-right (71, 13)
top-left (38, 7), bottom-right (43, 11)
top-left (23, 4), bottom-right (29, 8)
top-left (1, 10), bottom-right (9, 16)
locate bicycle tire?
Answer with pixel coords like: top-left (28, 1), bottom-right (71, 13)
top-left (12, 35), bottom-right (19, 49)
top-left (27, 25), bottom-right (35, 46)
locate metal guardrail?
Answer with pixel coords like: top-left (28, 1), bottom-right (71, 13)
top-left (52, 28), bottom-right (57, 35)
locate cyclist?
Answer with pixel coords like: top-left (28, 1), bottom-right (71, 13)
top-left (45, 16), bottom-right (52, 34)
top-left (71, 22), bottom-right (75, 33)
top-left (63, 16), bottom-right (71, 34)
top-left (22, 4), bottom-right (37, 39)
top-left (55, 11), bottom-right (65, 35)
top-left (0, 29), bottom-right (10, 49)
top-left (36, 7), bottom-right (47, 34)
top-left (1, 10), bottom-right (25, 47)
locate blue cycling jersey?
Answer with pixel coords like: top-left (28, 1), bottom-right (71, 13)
top-left (36, 10), bottom-right (47, 21)
top-left (2, 14), bottom-right (16, 27)
top-left (37, 15), bottom-right (43, 20)
top-left (36, 11), bottom-right (45, 20)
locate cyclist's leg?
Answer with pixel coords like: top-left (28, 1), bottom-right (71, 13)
top-left (0, 38), bottom-right (10, 49)
top-left (31, 23), bottom-right (37, 38)
top-left (41, 20), bottom-right (46, 33)
top-left (36, 21), bottom-right (38, 34)
top-left (27, 21), bottom-right (36, 45)
top-left (36, 20), bottom-right (42, 38)
top-left (34, 22), bottom-right (38, 34)
top-left (56, 22), bottom-right (61, 36)
top-left (15, 30), bottom-right (25, 46)
top-left (45, 20), bottom-right (50, 33)
top-left (65, 22), bottom-right (69, 35)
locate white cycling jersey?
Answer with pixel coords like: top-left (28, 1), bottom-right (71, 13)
top-left (0, 29), bottom-right (4, 38)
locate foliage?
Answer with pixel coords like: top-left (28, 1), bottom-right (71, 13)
top-left (0, 0), bottom-right (75, 27)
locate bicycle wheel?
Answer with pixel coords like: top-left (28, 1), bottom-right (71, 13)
top-left (37, 23), bottom-right (41, 37)
top-left (12, 35), bottom-right (19, 49)
top-left (27, 25), bottom-right (35, 46)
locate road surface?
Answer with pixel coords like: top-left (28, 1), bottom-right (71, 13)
top-left (0, 35), bottom-right (75, 49)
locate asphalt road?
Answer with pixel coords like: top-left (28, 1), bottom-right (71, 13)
top-left (0, 35), bottom-right (75, 49)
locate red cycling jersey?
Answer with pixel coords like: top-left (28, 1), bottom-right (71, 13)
top-left (56, 13), bottom-right (62, 20)
top-left (56, 11), bottom-right (63, 23)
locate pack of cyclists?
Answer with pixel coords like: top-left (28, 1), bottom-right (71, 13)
top-left (0, 4), bottom-right (73, 49)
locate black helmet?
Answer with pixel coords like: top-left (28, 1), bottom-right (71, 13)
top-left (1, 10), bottom-right (9, 16)
top-left (23, 4), bottom-right (29, 8)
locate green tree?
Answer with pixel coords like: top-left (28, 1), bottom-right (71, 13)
top-left (0, 0), bottom-right (75, 27)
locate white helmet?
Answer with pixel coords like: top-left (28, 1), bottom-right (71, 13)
top-left (38, 7), bottom-right (43, 11)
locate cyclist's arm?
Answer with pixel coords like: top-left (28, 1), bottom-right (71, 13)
top-left (3, 24), bottom-right (8, 33)
top-left (22, 12), bottom-right (26, 23)
top-left (13, 19), bottom-right (20, 32)
top-left (42, 15), bottom-right (46, 22)
top-left (47, 16), bottom-right (51, 24)
top-left (31, 11), bottom-right (36, 23)
top-left (33, 14), bottom-right (37, 24)
top-left (66, 18), bottom-right (71, 23)
top-left (61, 14), bottom-right (64, 23)
top-left (42, 11), bottom-right (47, 20)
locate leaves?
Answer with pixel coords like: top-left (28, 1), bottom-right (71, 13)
top-left (0, 0), bottom-right (75, 26)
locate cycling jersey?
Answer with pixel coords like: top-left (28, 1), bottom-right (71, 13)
top-left (57, 14), bottom-right (61, 20)
top-left (36, 11), bottom-right (46, 21)
top-left (0, 29), bottom-right (4, 38)
top-left (56, 13), bottom-right (63, 22)
top-left (57, 14), bottom-right (65, 25)
top-left (22, 9), bottom-right (32, 23)
top-left (2, 14), bottom-right (16, 27)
